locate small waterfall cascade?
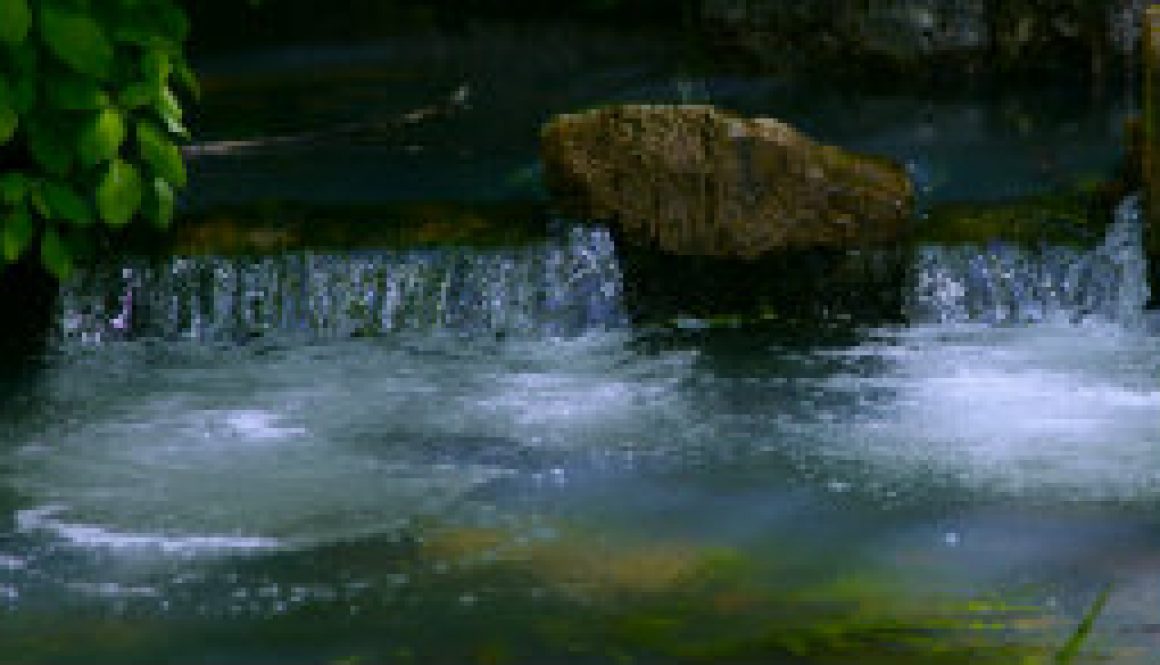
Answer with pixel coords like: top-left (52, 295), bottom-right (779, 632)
top-left (58, 225), bottom-right (627, 344)
top-left (908, 196), bottom-right (1151, 327)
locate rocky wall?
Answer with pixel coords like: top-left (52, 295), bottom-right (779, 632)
top-left (701, 0), bottom-right (1145, 83)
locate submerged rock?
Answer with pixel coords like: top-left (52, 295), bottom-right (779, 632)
top-left (541, 104), bottom-right (913, 259)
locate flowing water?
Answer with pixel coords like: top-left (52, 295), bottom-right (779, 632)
top-left (2, 26), bottom-right (1157, 664)
top-left (0, 195), bottom-right (1157, 662)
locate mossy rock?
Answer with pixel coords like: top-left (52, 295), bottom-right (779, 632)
top-left (614, 234), bottom-right (908, 329)
top-left (916, 187), bottom-right (1116, 248)
top-left (542, 104), bottom-right (913, 259)
top-left (167, 201), bottom-right (549, 256)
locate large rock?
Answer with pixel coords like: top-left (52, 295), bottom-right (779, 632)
top-left (541, 104), bottom-right (913, 259)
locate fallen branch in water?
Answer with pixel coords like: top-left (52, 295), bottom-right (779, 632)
top-left (182, 84), bottom-right (471, 157)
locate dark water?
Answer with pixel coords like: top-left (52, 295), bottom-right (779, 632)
top-left (2, 25), bottom-right (1158, 665)
top-left (184, 24), bottom-right (1134, 209)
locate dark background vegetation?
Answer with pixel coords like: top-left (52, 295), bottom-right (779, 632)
top-left (187, 0), bottom-right (697, 55)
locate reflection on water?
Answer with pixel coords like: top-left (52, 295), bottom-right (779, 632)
top-left (186, 29), bottom-right (1134, 208)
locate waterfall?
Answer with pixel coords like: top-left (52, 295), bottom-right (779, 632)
top-left (58, 225), bottom-right (627, 344)
top-left (908, 196), bottom-right (1151, 327)
top-left (56, 196), bottom-right (1153, 344)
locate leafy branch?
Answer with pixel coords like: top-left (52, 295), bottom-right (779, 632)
top-left (0, 0), bottom-right (196, 279)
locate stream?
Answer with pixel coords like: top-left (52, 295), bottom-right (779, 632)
top-left (0, 198), bottom-right (1156, 663)
top-left (1, 26), bottom-right (1158, 664)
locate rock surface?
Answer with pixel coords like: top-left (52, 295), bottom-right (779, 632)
top-left (541, 104), bottom-right (913, 259)
top-left (701, 0), bottom-right (1144, 82)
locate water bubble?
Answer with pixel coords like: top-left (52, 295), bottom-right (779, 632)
top-left (0, 556), bottom-right (25, 571)
top-left (827, 480), bottom-right (851, 493)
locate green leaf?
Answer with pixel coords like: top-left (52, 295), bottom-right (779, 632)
top-left (29, 186), bottom-right (49, 218)
top-left (136, 121), bottom-right (186, 187)
top-left (0, 78), bottom-right (16, 142)
top-left (173, 59), bottom-right (200, 100)
top-left (154, 1), bottom-right (190, 42)
top-left (161, 114), bottom-right (189, 139)
top-left (78, 108), bottom-right (126, 166)
top-left (0, 0), bottom-right (31, 45)
top-left (39, 227), bottom-right (72, 280)
top-left (2, 206), bottom-right (33, 261)
top-left (96, 159), bottom-right (142, 226)
top-left (26, 119), bottom-right (74, 176)
top-left (8, 47), bottom-right (37, 113)
top-left (39, 4), bottom-right (114, 79)
top-left (40, 180), bottom-right (93, 224)
top-left (118, 82), bottom-right (155, 109)
top-left (155, 86), bottom-right (182, 121)
top-left (0, 173), bottom-right (27, 205)
top-left (110, 10), bottom-right (161, 46)
top-left (0, 105), bottom-right (16, 145)
top-left (144, 176), bottom-right (174, 228)
top-left (47, 75), bottom-right (110, 110)
top-left (62, 226), bottom-right (93, 262)
top-left (142, 48), bottom-right (171, 85)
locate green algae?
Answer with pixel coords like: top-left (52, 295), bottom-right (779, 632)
top-left (0, 520), bottom-right (1095, 664)
top-left (168, 201), bottom-right (549, 255)
top-left (916, 187), bottom-right (1113, 248)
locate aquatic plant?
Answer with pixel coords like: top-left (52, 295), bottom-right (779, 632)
top-left (0, 0), bottom-right (195, 279)
top-left (411, 525), bottom-right (1072, 664)
top-left (918, 186), bottom-right (1116, 248)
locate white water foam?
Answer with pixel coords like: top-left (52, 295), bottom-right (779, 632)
top-left (809, 320), bottom-right (1158, 501)
top-left (58, 225), bottom-right (627, 343)
top-left (16, 505), bottom-right (280, 554)
top-left (793, 196), bottom-right (1159, 501)
top-left (910, 196), bottom-right (1150, 328)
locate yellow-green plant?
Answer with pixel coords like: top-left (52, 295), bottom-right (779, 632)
top-left (0, 0), bottom-right (196, 279)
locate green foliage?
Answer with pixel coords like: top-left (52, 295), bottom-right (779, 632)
top-left (0, 0), bottom-right (194, 278)
top-left (0, 0), bottom-right (32, 46)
